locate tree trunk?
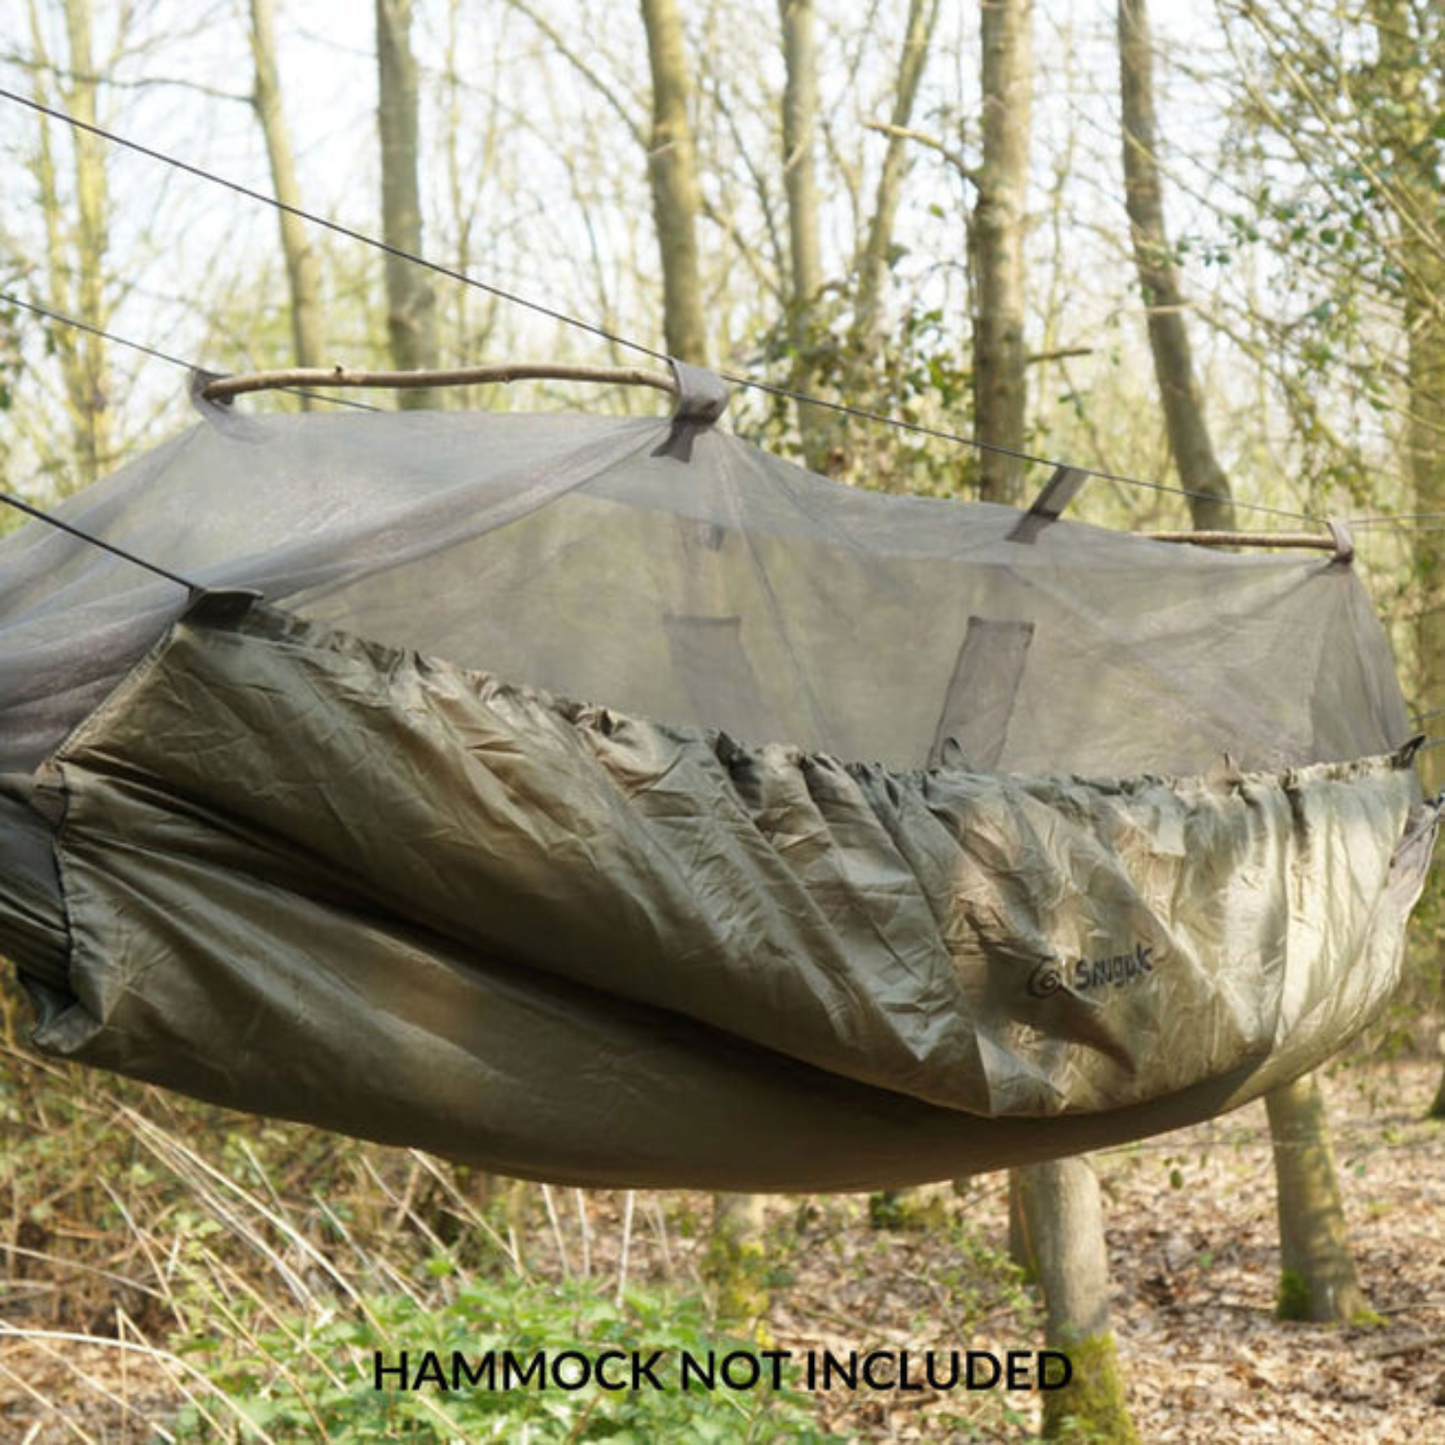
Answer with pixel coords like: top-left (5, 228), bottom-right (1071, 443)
top-left (965, 5), bottom-right (1134, 1430)
top-left (1117, 0), bottom-right (1233, 530)
top-left (970, 0), bottom-right (1032, 505)
top-left (1265, 1075), bottom-right (1368, 1321)
top-left (1367, 0), bottom-right (1445, 790)
top-left (248, 0), bottom-right (325, 391)
top-left (1365, 0), bottom-right (1445, 1110)
top-left (28, 0), bottom-right (114, 487)
top-left (638, 0), bottom-right (770, 1309)
top-left (1119, 0), bottom-right (1367, 1324)
top-left (376, 0), bottom-right (439, 407)
top-left (705, 1190), bottom-right (771, 1325)
top-left (1015, 1158), bottom-right (1139, 1442)
top-left (778, 0), bottom-right (833, 473)
top-left (62, 0), bottom-right (110, 482)
top-left (639, 0), bottom-right (708, 367)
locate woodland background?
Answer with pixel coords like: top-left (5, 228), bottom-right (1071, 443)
top-left (0, 1), bottom-right (1443, 1440)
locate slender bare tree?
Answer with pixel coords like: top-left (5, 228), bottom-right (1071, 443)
top-left (638, 0), bottom-right (773, 1320)
top-left (1120, 0), bottom-right (1366, 1324)
top-left (971, 0), bottom-right (1032, 505)
top-left (778, 0), bottom-right (834, 472)
top-left (854, 0), bottom-right (940, 346)
top-left (1118, 0), bottom-right (1232, 530)
top-left (1016, 1158), bottom-right (1139, 1441)
top-left (639, 0), bottom-right (708, 366)
top-left (376, 0), bottom-right (440, 406)
top-left (1366, 0), bottom-right (1445, 798)
top-left (973, 5), bottom-right (1141, 1436)
top-left (26, 0), bottom-right (115, 486)
top-left (248, 0), bottom-right (325, 391)
top-left (1264, 1076), bottom-right (1367, 1319)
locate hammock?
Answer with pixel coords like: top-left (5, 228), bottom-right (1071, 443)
top-left (0, 365), bottom-right (1435, 1190)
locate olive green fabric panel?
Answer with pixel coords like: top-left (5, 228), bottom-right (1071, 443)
top-left (0, 776), bottom-right (68, 987)
top-left (23, 602), bottom-right (1432, 1187)
top-left (0, 394), bottom-right (1433, 1189)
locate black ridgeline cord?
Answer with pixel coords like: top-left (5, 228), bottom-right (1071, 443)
top-left (0, 85), bottom-right (1335, 529)
top-left (0, 490), bottom-right (200, 593)
top-left (0, 292), bottom-right (381, 413)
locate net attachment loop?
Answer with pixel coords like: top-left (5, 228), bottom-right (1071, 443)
top-left (1008, 466), bottom-right (1089, 544)
top-left (668, 361), bottom-right (731, 425)
top-left (653, 362), bottom-right (732, 462)
top-left (1007, 463), bottom-right (1351, 560)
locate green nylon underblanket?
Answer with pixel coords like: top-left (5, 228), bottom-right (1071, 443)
top-left (15, 597), bottom-right (1437, 1190)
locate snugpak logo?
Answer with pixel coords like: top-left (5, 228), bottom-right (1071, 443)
top-left (1027, 944), bottom-right (1155, 999)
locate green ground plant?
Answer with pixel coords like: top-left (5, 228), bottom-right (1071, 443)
top-left (170, 1274), bottom-right (840, 1443)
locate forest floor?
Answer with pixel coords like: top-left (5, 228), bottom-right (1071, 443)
top-left (0, 1054), bottom-right (1441, 1442)
top-left (779, 1057), bottom-right (1445, 1442)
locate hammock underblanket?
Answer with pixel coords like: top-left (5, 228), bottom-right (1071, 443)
top-left (7, 597), bottom-right (1433, 1190)
top-left (0, 382), bottom-right (1436, 1189)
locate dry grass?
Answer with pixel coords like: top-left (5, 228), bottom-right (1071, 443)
top-left (0, 982), bottom-right (1442, 1442)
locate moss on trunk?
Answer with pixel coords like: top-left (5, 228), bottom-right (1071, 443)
top-left (1042, 1331), bottom-right (1139, 1443)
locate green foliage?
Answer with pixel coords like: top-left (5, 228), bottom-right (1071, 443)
top-left (866, 1187), bottom-right (951, 1232)
top-left (740, 294), bottom-right (974, 496)
top-left (169, 1274), bottom-right (842, 1444)
top-left (932, 1224), bottom-right (1037, 1336)
top-left (1216, 3), bottom-right (1445, 515)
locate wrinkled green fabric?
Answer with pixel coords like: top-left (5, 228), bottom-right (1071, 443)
top-left (0, 388), bottom-right (1436, 1187)
top-left (21, 599), bottom-right (1433, 1189)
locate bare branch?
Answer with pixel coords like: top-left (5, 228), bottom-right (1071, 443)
top-left (863, 121), bottom-right (978, 186)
